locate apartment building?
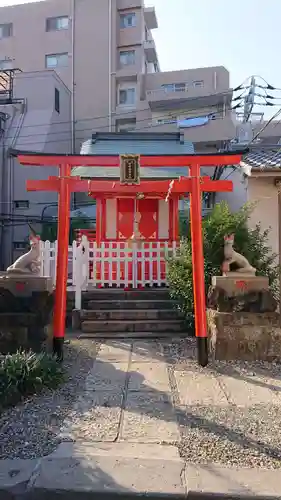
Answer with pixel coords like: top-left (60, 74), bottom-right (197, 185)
top-left (0, 0), bottom-right (236, 152)
top-left (0, 69), bottom-right (71, 268)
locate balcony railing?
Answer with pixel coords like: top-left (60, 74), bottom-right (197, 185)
top-left (147, 86), bottom-right (188, 98)
top-left (0, 68), bottom-right (21, 104)
top-left (150, 111), bottom-right (224, 127)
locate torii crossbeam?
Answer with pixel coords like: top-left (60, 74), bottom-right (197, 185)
top-left (14, 150), bottom-right (244, 365)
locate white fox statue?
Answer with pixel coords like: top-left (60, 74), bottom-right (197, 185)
top-left (222, 234), bottom-right (256, 275)
top-left (7, 234), bottom-right (41, 275)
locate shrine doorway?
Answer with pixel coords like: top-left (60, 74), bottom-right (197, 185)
top-left (89, 194), bottom-right (178, 288)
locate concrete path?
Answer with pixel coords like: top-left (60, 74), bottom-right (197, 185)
top-left (2, 339), bottom-right (281, 498)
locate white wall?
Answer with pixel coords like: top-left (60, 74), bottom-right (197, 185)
top-left (247, 177), bottom-right (279, 257)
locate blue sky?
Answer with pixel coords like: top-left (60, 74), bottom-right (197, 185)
top-left (146, 0), bottom-right (279, 87)
top-left (1, 0), bottom-right (280, 117)
top-left (147, 0), bottom-right (281, 118)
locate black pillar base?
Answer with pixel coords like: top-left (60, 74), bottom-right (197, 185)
top-left (197, 337), bottom-right (208, 367)
top-left (53, 337), bottom-right (64, 362)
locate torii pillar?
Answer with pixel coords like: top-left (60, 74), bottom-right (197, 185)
top-left (16, 151), bottom-right (244, 366)
top-left (16, 159), bottom-right (90, 361)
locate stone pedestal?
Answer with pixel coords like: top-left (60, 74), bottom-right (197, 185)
top-left (207, 274), bottom-right (280, 361)
top-left (0, 274), bottom-right (54, 354)
top-left (207, 310), bottom-right (281, 361)
top-left (0, 273), bottom-right (53, 295)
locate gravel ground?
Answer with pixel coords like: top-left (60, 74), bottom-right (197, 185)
top-left (162, 337), bottom-right (281, 376)
top-left (163, 338), bottom-right (281, 469)
top-left (0, 340), bottom-right (99, 459)
top-left (178, 404), bottom-right (281, 469)
top-left (2, 336), bottom-right (281, 470)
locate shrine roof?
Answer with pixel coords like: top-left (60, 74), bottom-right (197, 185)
top-left (240, 148), bottom-right (281, 175)
top-left (72, 132), bottom-right (194, 179)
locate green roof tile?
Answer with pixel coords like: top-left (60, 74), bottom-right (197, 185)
top-left (72, 133), bottom-right (194, 179)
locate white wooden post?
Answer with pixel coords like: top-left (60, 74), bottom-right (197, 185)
top-left (81, 235), bottom-right (89, 291)
top-left (53, 240), bottom-right (58, 285)
top-left (72, 240), bottom-right (77, 287)
top-left (156, 241), bottom-right (161, 286)
top-left (74, 240), bottom-right (82, 310)
top-left (39, 240), bottom-right (44, 276)
top-left (74, 235), bottom-right (89, 310)
top-left (44, 240), bottom-right (51, 277)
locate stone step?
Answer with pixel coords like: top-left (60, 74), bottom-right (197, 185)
top-left (83, 289), bottom-right (170, 302)
top-left (81, 319), bottom-right (185, 334)
top-left (80, 309), bottom-right (184, 321)
top-left (86, 299), bottom-right (177, 310)
top-left (78, 331), bottom-right (187, 339)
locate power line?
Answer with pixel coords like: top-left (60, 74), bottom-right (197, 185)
top-left (1, 106), bottom-right (237, 148)
top-left (2, 88), bottom-right (235, 133)
top-left (1, 79), bottom-right (280, 213)
top-left (251, 107), bottom-right (281, 143)
top-left (2, 104), bottom-right (230, 141)
top-left (1, 76), bottom-right (280, 147)
top-left (3, 95), bottom-right (281, 149)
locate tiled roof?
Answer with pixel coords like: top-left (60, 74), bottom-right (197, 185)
top-left (241, 148), bottom-right (281, 175)
top-left (72, 133), bottom-right (195, 179)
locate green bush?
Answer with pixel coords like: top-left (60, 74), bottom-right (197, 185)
top-left (168, 202), bottom-right (279, 331)
top-left (0, 350), bottom-right (65, 409)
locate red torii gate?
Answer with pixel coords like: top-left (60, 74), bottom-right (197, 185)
top-left (15, 151), bottom-right (244, 366)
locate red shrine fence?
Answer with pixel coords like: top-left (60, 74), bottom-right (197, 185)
top-left (39, 236), bottom-right (178, 308)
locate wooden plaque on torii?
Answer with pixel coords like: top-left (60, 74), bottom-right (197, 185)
top-left (120, 154), bottom-right (140, 185)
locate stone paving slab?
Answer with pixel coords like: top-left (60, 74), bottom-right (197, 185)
top-left (128, 362), bottom-right (171, 392)
top-left (0, 458), bottom-right (39, 489)
top-left (219, 374), bottom-right (281, 406)
top-left (186, 463), bottom-right (281, 497)
top-left (175, 370), bottom-right (229, 406)
top-left (2, 450), bottom-right (281, 499)
top-left (50, 442), bottom-right (181, 461)
top-left (32, 443), bottom-right (186, 495)
top-left (96, 341), bottom-right (132, 362)
top-left (60, 391), bottom-right (123, 442)
top-left (85, 360), bottom-right (128, 392)
top-left (131, 340), bottom-right (165, 363)
top-left (121, 391), bottom-right (180, 443)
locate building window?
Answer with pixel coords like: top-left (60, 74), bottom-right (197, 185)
top-left (0, 59), bottom-right (13, 70)
top-left (193, 80), bottom-right (204, 88)
top-left (46, 16), bottom-right (69, 31)
top-left (162, 83), bottom-right (187, 93)
top-left (120, 12), bottom-right (136, 28)
top-left (119, 87), bottom-right (136, 106)
top-left (45, 53), bottom-right (68, 69)
top-left (0, 23), bottom-right (13, 39)
top-left (13, 242), bottom-right (28, 251)
top-left (119, 50), bottom-right (135, 67)
top-left (55, 88), bottom-right (60, 113)
top-left (13, 200), bottom-right (30, 209)
top-left (161, 84), bottom-right (173, 92)
top-left (155, 116), bottom-right (177, 125)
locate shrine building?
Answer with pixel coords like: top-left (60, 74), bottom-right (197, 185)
top-left (72, 132), bottom-right (194, 245)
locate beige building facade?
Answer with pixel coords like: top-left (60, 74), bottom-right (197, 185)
top-left (0, 0), bottom-right (236, 152)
